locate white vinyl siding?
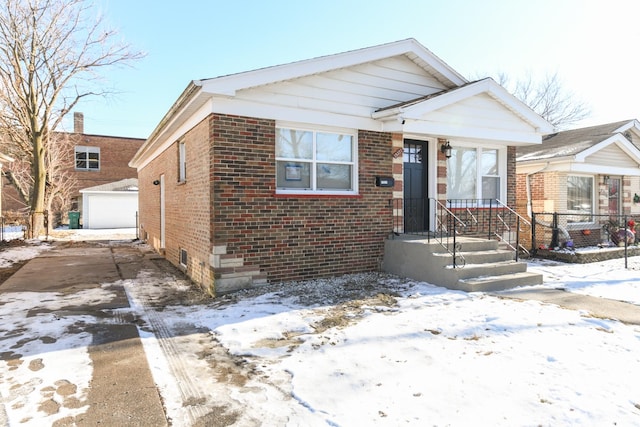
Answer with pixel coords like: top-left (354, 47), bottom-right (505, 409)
top-left (232, 57), bottom-right (448, 125)
top-left (585, 144), bottom-right (638, 168)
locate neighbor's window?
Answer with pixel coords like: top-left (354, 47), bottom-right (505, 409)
top-left (567, 175), bottom-right (594, 223)
top-left (447, 147), bottom-right (501, 202)
top-left (178, 141), bottom-right (186, 182)
top-left (276, 127), bottom-right (356, 194)
top-left (75, 146), bottom-right (100, 171)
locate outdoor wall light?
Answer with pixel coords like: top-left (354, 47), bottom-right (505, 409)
top-left (440, 140), bottom-right (452, 159)
top-left (153, 180), bottom-right (160, 186)
top-left (602, 175), bottom-right (610, 185)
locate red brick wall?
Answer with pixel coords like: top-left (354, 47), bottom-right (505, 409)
top-left (506, 146), bottom-right (516, 207)
top-left (68, 133), bottom-right (144, 195)
top-left (138, 118), bottom-right (213, 293)
top-left (211, 113), bottom-right (394, 285)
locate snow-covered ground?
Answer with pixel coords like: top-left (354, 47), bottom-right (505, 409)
top-left (1, 234), bottom-right (640, 426)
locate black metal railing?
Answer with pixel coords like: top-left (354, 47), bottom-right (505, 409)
top-left (390, 198), bottom-right (530, 266)
top-left (390, 198), bottom-right (467, 267)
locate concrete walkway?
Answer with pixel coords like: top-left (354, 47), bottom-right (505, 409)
top-left (495, 287), bottom-right (640, 326)
top-left (0, 242), bottom-right (168, 426)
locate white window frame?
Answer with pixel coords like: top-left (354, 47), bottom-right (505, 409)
top-left (446, 144), bottom-right (506, 203)
top-left (275, 122), bottom-right (358, 195)
top-left (75, 146), bottom-right (100, 171)
top-left (566, 174), bottom-right (595, 225)
top-left (178, 141), bottom-right (186, 182)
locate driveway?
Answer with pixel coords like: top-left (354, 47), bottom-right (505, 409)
top-left (0, 241), bottom-right (168, 426)
top-left (3, 236), bottom-right (640, 425)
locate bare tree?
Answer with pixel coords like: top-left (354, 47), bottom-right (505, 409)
top-left (0, 0), bottom-right (143, 237)
top-left (495, 71), bottom-right (590, 130)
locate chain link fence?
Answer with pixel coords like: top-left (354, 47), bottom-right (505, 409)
top-left (531, 212), bottom-right (640, 265)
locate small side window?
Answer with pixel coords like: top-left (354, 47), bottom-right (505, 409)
top-left (178, 141), bottom-right (186, 182)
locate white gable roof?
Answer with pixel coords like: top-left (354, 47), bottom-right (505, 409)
top-left (517, 133), bottom-right (640, 176)
top-left (198, 38), bottom-right (467, 97)
top-left (372, 78), bottom-right (554, 144)
top-left (131, 39), bottom-right (552, 169)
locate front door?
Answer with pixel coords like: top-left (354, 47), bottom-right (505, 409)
top-left (608, 177), bottom-right (621, 218)
top-left (403, 140), bottom-right (428, 232)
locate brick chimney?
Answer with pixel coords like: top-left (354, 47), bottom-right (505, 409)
top-left (73, 112), bottom-right (84, 134)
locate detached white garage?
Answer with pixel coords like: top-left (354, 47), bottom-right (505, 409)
top-left (80, 178), bottom-right (138, 229)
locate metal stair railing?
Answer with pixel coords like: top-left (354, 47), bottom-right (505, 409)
top-left (433, 198), bottom-right (468, 268)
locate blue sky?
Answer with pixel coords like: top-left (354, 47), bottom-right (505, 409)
top-left (68, 0), bottom-right (640, 138)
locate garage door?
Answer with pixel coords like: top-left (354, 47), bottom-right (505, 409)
top-left (85, 193), bottom-right (138, 229)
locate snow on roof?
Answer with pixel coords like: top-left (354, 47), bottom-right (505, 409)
top-left (516, 120), bottom-right (636, 161)
top-left (80, 178), bottom-right (138, 193)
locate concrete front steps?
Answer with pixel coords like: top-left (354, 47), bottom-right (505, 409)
top-left (382, 236), bottom-right (542, 292)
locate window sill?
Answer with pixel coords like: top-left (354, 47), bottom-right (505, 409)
top-left (274, 193), bottom-right (362, 199)
top-left (177, 180), bottom-right (187, 186)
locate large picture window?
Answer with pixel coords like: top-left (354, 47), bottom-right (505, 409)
top-left (567, 175), bottom-right (594, 223)
top-left (447, 146), bottom-right (501, 201)
top-left (75, 146), bottom-right (100, 171)
top-left (276, 126), bottom-right (356, 194)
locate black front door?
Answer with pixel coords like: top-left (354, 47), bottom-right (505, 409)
top-left (403, 140), bottom-right (428, 232)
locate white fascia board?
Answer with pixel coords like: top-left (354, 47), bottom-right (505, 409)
top-left (211, 97), bottom-right (383, 132)
top-left (200, 38), bottom-right (467, 96)
top-left (400, 79), bottom-right (554, 134)
top-left (133, 97), bottom-right (214, 171)
top-left (613, 119), bottom-right (640, 134)
top-left (80, 190), bottom-right (138, 195)
top-left (130, 81), bottom-right (207, 169)
top-left (402, 120), bottom-right (543, 145)
top-left (516, 161), bottom-right (551, 174)
top-left (570, 162), bottom-right (640, 176)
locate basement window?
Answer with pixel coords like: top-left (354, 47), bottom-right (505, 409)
top-left (179, 248), bottom-right (188, 267)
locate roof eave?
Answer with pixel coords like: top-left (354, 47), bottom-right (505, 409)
top-left (129, 81), bottom-right (204, 168)
top-left (201, 38), bottom-right (468, 96)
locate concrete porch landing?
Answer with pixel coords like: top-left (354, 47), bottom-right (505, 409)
top-left (382, 237), bottom-right (542, 292)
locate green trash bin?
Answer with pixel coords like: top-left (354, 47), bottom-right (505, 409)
top-left (68, 211), bottom-right (80, 229)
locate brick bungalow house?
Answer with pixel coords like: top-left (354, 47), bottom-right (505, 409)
top-left (516, 119), bottom-right (640, 247)
top-left (130, 38), bottom-right (553, 295)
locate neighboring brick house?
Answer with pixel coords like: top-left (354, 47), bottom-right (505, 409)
top-left (130, 39), bottom-right (552, 295)
top-left (516, 120), bottom-right (640, 247)
top-left (66, 113), bottom-right (144, 226)
top-left (1, 113), bottom-right (144, 227)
